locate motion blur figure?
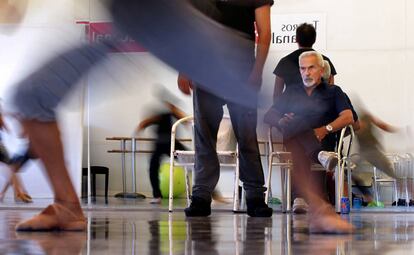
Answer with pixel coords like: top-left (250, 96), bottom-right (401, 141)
top-left (134, 87), bottom-right (187, 204)
top-left (0, 110), bottom-right (32, 203)
top-left (7, 0), bottom-right (268, 231)
top-left (0, 0), bottom-right (28, 29)
top-left (351, 99), bottom-right (399, 206)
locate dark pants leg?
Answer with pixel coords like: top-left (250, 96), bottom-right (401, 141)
top-left (192, 88), bottom-right (224, 201)
top-left (149, 141), bottom-right (187, 198)
top-left (227, 100), bottom-right (266, 200)
top-left (149, 149), bottom-right (164, 199)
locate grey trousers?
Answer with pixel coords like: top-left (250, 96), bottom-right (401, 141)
top-left (191, 87), bottom-right (266, 201)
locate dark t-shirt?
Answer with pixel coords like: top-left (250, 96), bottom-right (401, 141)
top-left (273, 82), bottom-right (351, 150)
top-left (274, 82), bottom-right (349, 128)
top-left (274, 48), bottom-right (337, 88)
top-left (155, 113), bottom-right (175, 144)
top-left (190, 0), bottom-right (274, 40)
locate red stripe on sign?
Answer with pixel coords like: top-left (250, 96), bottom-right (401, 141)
top-left (89, 22), bottom-right (146, 53)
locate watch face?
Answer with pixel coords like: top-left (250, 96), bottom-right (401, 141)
top-left (326, 125), bottom-right (333, 132)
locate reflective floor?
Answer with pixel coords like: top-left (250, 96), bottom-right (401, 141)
top-left (1, 198), bottom-right (414, 254)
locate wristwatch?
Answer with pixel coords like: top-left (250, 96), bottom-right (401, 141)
top-left (325, 124), bottom-right (333, 133)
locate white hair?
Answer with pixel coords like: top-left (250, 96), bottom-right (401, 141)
top-left (322, 60), bottom-right (331, 81)
top-left (299, 51), bottom-right (324, 68)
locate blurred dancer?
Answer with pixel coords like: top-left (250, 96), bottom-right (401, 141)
top-left (8, 0), bottom-right (265, 231)
top-left (0, 110), bottom-right (32, 203)
top-left (134, 88), bottom-right (186, 204)
top-left (0, 0), bottom-right (28, 28)
top-left (354, 109), bottom-right (397, 179)
top-left (353, 105), bottom-right (399, 206)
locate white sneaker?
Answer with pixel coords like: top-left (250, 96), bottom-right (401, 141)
top-left (149, 198), bottom-right (162, 204)
top-left (292, 198), bottom-right (309, 214)
top-left (318, 151), bottom-right (338, 171)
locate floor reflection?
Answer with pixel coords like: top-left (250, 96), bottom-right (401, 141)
top-left (1, 210), bottom-right (414, 254)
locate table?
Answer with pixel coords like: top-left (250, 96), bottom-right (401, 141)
top-left (106, 137), bottom-right (191, 199)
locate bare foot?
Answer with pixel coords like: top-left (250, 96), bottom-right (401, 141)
top-left (309, 206), bottom-right (354, 234)
top-left (16, 203), bottom-right (86, 231)
top-left (212, 190), bottom-right (229, 204)
top-left (15, 193), bottom-right (33, 203)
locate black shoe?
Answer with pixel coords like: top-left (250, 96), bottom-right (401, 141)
top-left (246, 198), bottom-right (273, 217)
top-left (184, 196), bottom-right (211, 217)
top-left (409, 199), bottom-right (414, 206)
top-left (397, 198), bottom-right (407, 206)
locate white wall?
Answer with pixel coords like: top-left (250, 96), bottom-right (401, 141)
top-left (0, 0), bottom-right (85, 198)
top-left (2, 0), bottom-right (413, 199)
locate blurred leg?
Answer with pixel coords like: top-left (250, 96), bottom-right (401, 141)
top-left (285, 138), bottom-right (354, 233)
top-left (15, 120), bottom-right (85, 231)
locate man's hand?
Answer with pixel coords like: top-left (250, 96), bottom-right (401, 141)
top-left (177, 73), bottom-right (193, 95)
top-left (314, 126), bottom-right (328, 142)
top-left (278, 112), bottom-right (295, 127)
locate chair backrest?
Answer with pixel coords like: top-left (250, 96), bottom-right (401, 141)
top-left (170, 115), bottom-right (238, 165)
top-left (217, 116), bottom-right (237, 151)
top-left (336, 125), bottom-right (355, 160)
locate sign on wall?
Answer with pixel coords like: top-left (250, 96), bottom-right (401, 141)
top-left (270, 13), bottom-right (326, 51)
top-left (87, 22), bottom-right (146, 53)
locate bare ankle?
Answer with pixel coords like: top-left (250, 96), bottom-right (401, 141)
top-left (54, 199), bottom-right (83, 214)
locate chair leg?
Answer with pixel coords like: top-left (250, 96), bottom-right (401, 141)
top-left (404, 178), bottom-right (409, 206)
top-left (265, 155), bottom-right (273, 205)
top-left (81, 175), bottom-right (87, 198)
top-left (184, 167), bottom-right (191, 207)
top-left (105, 173), bottom-right (109, 202)
top-left (280, 166), bottom-right (286, 213)
top-left (286, 166), bottom-right (291, 212)
top-left (347, 166), bottom-right (352, 208)
top-left (393, 180), bottom-right (398, 204)
top-left (92, 174), bottom-right (96, 198)
top-left (233, 166), bottom-right (240, 212)
top-left (168, 161), bottom-right (175, 212)
top-left (373, 167), bottom-right (380, 204)
top-left (334, 164), bottom-right (341, 213)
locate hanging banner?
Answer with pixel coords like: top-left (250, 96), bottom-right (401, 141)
top-left (270, 13), bottom-right (326, 51)
top-left (87, 22), bottom-right (146, 53)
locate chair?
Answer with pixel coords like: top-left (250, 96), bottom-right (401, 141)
top-left (372, 154), bottom-right (399, 205)
top-left (266, 125), bottom-right (354, 213)
top-left (336, 125), bottom-right (355, 211)
top-left (168, 115), bottom-right (240, 212)
top-left (265, 126), bottom-right (293, 213)
top-left (82, 166), bottom-right (109, 200)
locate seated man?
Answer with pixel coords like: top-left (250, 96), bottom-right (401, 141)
top-left (264, 51), bottom-right (354, 233)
